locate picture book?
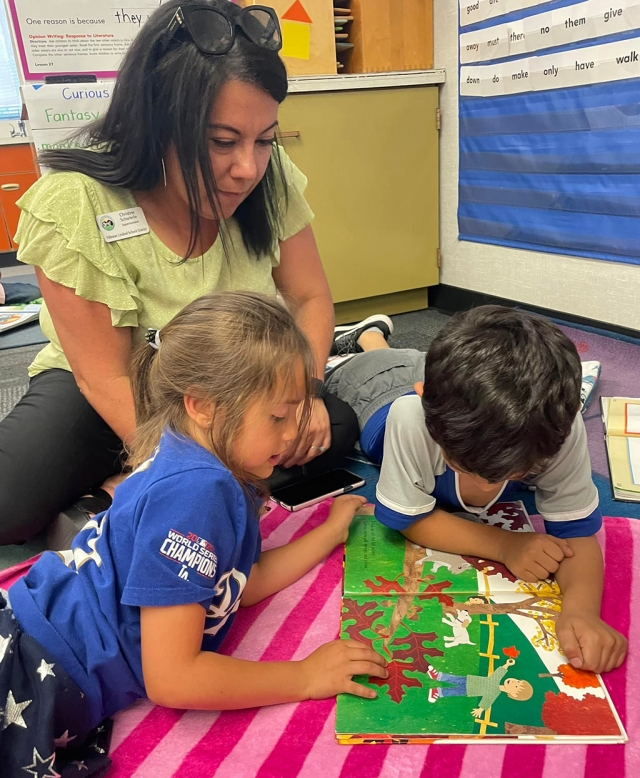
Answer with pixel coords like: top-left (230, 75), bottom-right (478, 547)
top-left (337, 502), bottom-right (627, 745)
top-left (0, 303), bottom-right (41, 334)
top-left (601, 397), bottom-right (640, 502)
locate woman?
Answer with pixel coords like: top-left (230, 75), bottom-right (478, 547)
top-left (0, 0), bottom-right (358, 546)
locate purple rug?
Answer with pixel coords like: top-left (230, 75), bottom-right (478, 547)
top-left (558, 324), bottom-right (640, 520)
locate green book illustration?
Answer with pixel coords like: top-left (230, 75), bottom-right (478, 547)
top-left (337, 503), bottom-right (627, 745)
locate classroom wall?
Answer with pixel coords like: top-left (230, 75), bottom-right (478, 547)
top-left (434, 0), bottom-right (639, 331)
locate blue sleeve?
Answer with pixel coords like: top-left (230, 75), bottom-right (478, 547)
top-left (374, 497), bottom-right (433, 531)
top-left (544, 506), bottom-right (603, 539)
top-left (121, 469), bottom-right (245, 610)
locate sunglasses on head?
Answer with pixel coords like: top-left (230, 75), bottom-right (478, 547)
top-left (166, 2), bottom-right (282, 56)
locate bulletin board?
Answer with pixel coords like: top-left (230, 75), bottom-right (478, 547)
top-left (5, 0), bottom-right (165, 81)
top-left (458, 0), bottom-right (640, 266)
top-left (242, 0), bottom-right (337, 76)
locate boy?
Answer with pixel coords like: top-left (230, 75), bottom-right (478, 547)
top-left (326, 306), bottom-right (627, 674)
top-left (426, 658), bottom-right (532, 718)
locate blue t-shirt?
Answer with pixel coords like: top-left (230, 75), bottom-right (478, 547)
top-left (11, 431), bottom-right (261, 728)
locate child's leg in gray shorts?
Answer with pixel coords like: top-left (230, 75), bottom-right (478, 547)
top-left (324, 349), bottom-right (426, 432)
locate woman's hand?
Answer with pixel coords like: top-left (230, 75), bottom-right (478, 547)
top-left (281, 397), bottom-right (331, 467)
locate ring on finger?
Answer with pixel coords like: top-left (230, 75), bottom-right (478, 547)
top-left (310, 445), bottom-right (326, 453)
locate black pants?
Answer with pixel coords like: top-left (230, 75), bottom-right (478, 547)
top-left (0, 369), bottom-right (359, 545)
top-left (0, 593), bottom-right (113, 777)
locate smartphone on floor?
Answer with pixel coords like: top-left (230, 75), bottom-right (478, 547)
top-left (271, 469), bottom-right (365, 512)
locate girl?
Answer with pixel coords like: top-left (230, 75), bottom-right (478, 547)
top-left (0, 292), bottom-right (387, 777)
top-left (0, 0), bottom-right (358, 546)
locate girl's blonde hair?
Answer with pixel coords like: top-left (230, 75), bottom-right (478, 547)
top-left (128, 291), bottom-right (315, 489)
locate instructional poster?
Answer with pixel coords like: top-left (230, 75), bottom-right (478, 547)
top-left (5, 0), bottom-right (166, 80)
top-left (22, 81), bottom-right (115, 153)
top-left (458, 0), bottom-right (640, 265)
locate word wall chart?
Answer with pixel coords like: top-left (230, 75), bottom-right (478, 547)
top-left (458, 0), bottom-right (640, 265)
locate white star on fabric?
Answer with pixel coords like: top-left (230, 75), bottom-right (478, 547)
top-left (2, 689), bottom-right (31, 729)
top-left (54, 729), bottom-right (76, 748)
top-left (36, 659), bottom-right (56, 682)
top-left (71, 762), bottom-right (88, 772)
top-left (21, 748), bottom-right (60, 778)
top-left (0, 634), bottom-right (10, 663)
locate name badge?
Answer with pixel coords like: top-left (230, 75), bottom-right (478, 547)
top-left (96, 207), bottom-right (150, 243)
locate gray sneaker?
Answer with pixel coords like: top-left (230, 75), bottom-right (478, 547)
top-left (331, 314), bottom-right (394, 356)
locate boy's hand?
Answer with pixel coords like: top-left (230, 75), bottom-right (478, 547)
top-left (556, 610), bottom-right (627, 674)
top-left (300, 639), bottom-right (388, 699)
top-left (471, 707), bottom-right (484, 718)
top-left (324, 495), bottom-right (367, 545)
top-left (500, 532), bottom-right (574, 582)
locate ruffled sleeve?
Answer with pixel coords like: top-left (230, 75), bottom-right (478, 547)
top-left (275, 147), bottom-right (315, 242)
top-left (14, 172), bottom-right (141, 328)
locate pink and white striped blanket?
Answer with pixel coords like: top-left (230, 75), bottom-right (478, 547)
top-left (3, 502), bottom-right (638, 777)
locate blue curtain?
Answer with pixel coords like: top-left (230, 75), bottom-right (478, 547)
top-left (458, 0), bottom-right (640, 266)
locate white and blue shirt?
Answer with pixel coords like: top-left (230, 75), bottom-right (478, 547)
top-left (375, 395), bottom-right (602, 539)
top-left (11, 431), bottom-right (261, 728)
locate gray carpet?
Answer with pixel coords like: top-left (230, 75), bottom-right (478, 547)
top-left (388, 308), bottom-right (450, 351)
top-left (0, 344), bottom-right (40, 421)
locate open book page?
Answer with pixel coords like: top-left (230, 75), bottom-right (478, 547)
top-left (337, 504), bottom-right (626, 744)
top-left (606, 398), bottom-right (640, 437)
top-left (602, 398), bottom-right (640, 497)
top-left (0, 303), bottom-right (41, 334)
top-left (606, 437), bottom-right (640, 495)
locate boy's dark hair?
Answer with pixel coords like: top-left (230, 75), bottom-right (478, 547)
top-left (421, 305), bottom-right (582, 482)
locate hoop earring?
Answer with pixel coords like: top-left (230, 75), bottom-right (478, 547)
top-left (161, 158), bottom-right (167, 188)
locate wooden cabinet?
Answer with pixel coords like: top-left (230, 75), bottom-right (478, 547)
top-left (279, 85), bottom-right (439, 320)
top-left (0, 144), bottom-right (38, 253)
top-left (344, 0), bottom-right (434, 75)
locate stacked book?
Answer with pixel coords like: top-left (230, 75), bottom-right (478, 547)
top-left (334, 2), bottom-right (354, 70)
top-left (601, 396), bottom-right (640, 502)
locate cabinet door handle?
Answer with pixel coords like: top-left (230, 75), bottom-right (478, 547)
top-left (278, 131), bottom-right (300, 139)
top-left (1, 183), bottom-right (20, 191)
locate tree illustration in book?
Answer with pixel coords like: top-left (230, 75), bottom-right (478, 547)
top-left (336, 504), bottom-right (627, 744)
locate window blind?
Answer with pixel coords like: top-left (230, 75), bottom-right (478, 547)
top-left (0, 2), bottom-right (21, 120)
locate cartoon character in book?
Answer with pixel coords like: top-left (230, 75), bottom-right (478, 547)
top-left (426, 659), bottom-right (533, 717)
top-left (442, 609), bottom-right (475, 648)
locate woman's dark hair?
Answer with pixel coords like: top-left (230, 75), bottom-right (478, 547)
top-left (421, 305), bottom-right (582, 482)
top-left (39, 0), bottom-right (289, 260)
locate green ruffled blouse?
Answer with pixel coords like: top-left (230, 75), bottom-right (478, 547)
top-left (15, 149), bottom-right (314, 377)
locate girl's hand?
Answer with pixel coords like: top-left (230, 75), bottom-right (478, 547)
top-left (300, 639), bottom-right (388, 700)
top-left (325, 495), bottom-right (367, 544)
